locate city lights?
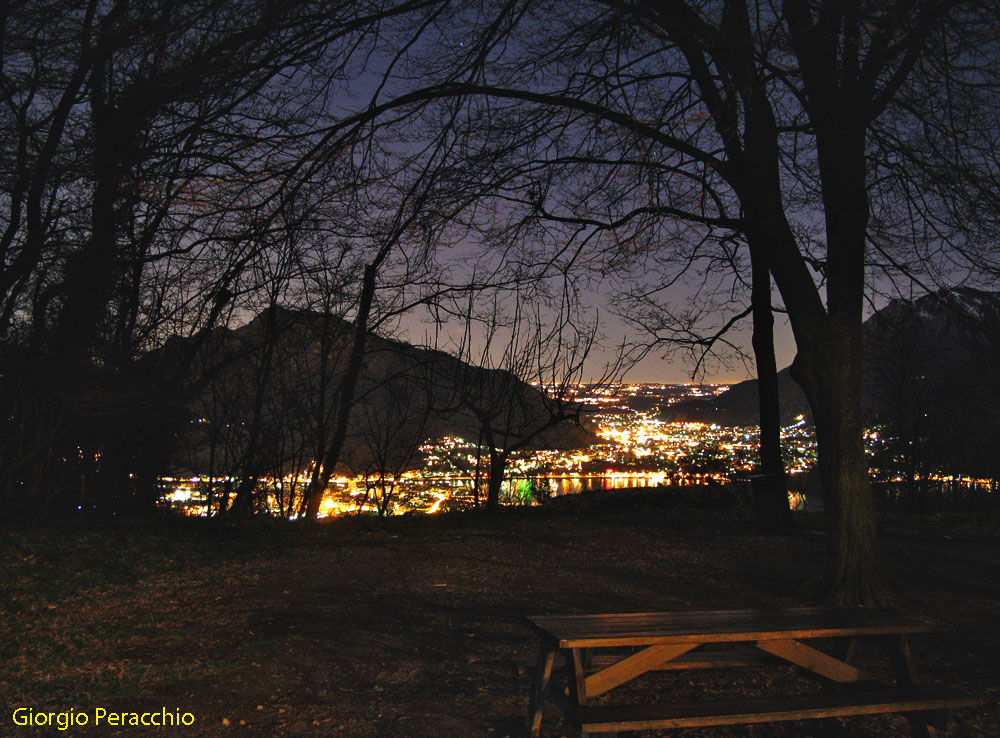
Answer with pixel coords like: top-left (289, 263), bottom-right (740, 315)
top-left (159, 383), bottom-right (821, 517)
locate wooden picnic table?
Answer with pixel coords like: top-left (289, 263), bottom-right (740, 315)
top-left (523, 606), bottom-right (976, 737)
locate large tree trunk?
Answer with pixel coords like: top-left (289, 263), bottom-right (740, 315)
top-left (811, 110), bottom-right (891, 606)
top-left (750, 251), bottom-right (791, 534)
top-left (56, 25), bottom-right (124, 362)
top-left (792, 316), bottom-right (890, 607)
top-left (735, 79), bottom-right (891, 605)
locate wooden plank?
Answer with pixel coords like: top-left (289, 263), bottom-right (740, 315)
top-left (527, 607), bottom-right (929, 649)
top-left (756, 639), bottom-right (865, 683)
top-left (513, 647), bottom-right (779, 675)
top-left (646, 648), bottom-right (779, 670)
top-left (530, 617), bottom-right (929, 642)
top-left (585, 643), bottom-right (697, 698)
top-left (569, 685), bottom-right (978, 732)
top-left (550, 626), bottom-right (926, 649)
top-left (883, 634), bottom-right (941, 738)
top-left (525, 647), bottom-right (556, 738)
top-left (529, 607), bottom-right (924, 634)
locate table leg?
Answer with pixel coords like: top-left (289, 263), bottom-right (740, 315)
top-left (566, 647), bottom-right (589, 704)
top-left (823, 637), bottom-right (859, 692)
top-left (525, 645), bottom-right (556, 738)
top-left (831, 637), bottom-right (858, 665)
top-left (562, 651), bottom-right (620, 738)
top-left (884, 634), bottom-right (946, 738)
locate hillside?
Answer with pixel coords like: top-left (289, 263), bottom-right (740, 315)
top-left (662, 370), bottom-right (810, 426)
top-left (169, 307), bottom-right (594, 477)
top-left (662, 287), bottom-right (1000, 477)
top-left (861, 288), bottom-right (1000, 478)
top-left (664, 288), bottom-right (1000, 423)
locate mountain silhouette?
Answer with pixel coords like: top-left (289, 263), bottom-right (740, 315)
top-left (169, 306), bottom-right (594, 477)
top-left (661, 287), bottom-right (1000, 477)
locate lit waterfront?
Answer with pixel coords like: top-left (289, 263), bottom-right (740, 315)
top-left (159, 381), bottom-right (998, 518)
top-left (160, 468), bottom-right (742, 518)
top-left (159, 383), bottom-right (822, 517)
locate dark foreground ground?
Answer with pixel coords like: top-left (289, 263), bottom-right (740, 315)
top-left (2, 488), bottom-right (998, 738)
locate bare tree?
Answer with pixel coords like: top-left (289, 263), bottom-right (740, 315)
top-left (294, 101), bottom-right (525, 520)
top-left (448, 284), bottom-right (617, 511)
top-left (348, 347), bottom-right (437, 516)
top-left (325, 0), bottom-right (1000, 604)
top-left (0, 0), bottom-right (439, 517)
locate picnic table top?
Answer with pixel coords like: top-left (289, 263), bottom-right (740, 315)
top-left (526, 606), bottom-right (930, 649)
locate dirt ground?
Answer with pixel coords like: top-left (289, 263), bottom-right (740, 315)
top-left (2, 488), bottom-right (998, 737)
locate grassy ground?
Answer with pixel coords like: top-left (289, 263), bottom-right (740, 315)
top-left (2, 488), bottom-right (997, 737)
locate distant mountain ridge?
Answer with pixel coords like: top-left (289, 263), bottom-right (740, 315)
top-left (661, 371), bottom-right (810, 426)
top-left (662, 287), bottom-right (1000, 434)
top-left (170, 306), bottom-right (594, 476)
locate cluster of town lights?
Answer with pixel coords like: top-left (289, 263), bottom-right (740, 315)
top-left (160, 384), bottom-right (825, 517)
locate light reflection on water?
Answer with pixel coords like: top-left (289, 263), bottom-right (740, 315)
top-left (425, 473), bottom-right (708, 505)
top-left (512, 474), bottom-right (675, 498)
top-left (442, 473), bottom-right (714, 508)
top-left (159, 473), bottom-right (711, 517)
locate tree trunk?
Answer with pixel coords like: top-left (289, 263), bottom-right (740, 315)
top-left (486, 451), bottom-right (506, 511)
top-left (228, 305), bottom-right (281, 516)
top-left (227, 475), bottom-right (259, 517)
top-left (472, 427), bottom-right (484, 508)
top-left (304, 262), bottom-right (381, 520)
top-left (793, 319), bottom-right (890, 607)
top-left (734, 84), bottom-right (891, 605)
top-left (750, 250), bottom-right (791, 534)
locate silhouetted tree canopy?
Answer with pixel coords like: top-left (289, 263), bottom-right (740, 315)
top-left (326, 0), bottom-right (1000, 604)
top-left (3, 0), bottom-right (999, 610)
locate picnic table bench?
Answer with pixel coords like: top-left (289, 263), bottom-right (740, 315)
top-left (523, 606), bottom-right (976, 737)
